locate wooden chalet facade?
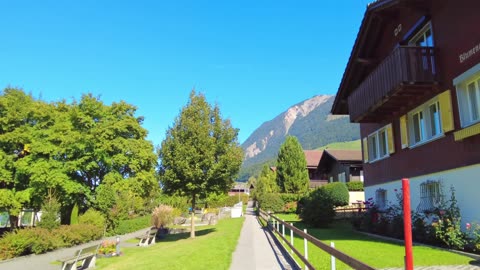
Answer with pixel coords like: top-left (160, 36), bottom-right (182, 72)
top-left (332, 0), bottom-right (480, 221)
top-left (317, 150), bottom-right (363, 184)
top-left (304, 150), bottom-right (326, 188)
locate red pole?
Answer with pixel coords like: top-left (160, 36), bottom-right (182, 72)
top-left (402, 178), bottom-right (414, 270)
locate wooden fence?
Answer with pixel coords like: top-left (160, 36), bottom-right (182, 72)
top-left (259, 209), bottom-right (375, 270)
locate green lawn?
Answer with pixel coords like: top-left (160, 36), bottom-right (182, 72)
top-left (96, 217), bottom-right (244, 270)
top-left (316, 140), bottom-right (361, 151)
top-left (274, 214), bottom-right (476, 269)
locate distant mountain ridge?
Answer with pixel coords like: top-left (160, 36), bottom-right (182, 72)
top-left (239, 95), bottom-right (360, 181)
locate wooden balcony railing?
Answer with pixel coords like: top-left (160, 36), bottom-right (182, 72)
top-left (348, 46), bottom-right (438, 122)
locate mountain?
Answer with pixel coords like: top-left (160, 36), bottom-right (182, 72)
top-left (238, 95), bottom-right (360, 181)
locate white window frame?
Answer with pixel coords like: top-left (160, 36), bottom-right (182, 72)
top-left (454, 63), bottom-right (480, 128)
top-left (409, 22), bottom-right (434, 47)
top-left (407, 97), bottom-right (443, 147)
top-left (367, 126), bottom-right (389, 162)
top-left (375, 189), bottom-right (387, 211)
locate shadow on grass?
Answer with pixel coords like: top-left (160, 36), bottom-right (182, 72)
top-left (157, 228), bottom-right (217, 242)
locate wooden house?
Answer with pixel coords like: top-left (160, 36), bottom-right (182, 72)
top-left (317, 150), bottom-right (363, 184)
top-left (304, 150), bottom-right (326, 188)
top-left (332, 0), bottom-right (480, 221)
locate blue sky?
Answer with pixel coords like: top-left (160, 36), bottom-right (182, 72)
top-left (0, 1), bottom-right (370, 146)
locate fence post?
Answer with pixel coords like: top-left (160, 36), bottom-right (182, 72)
top-left (282, 220), bottom-right (285, 243)
top-left (403, 178), bottom-right (414, 270)
top-left (304, 229), bottom-right (308, 270)
top-left (290, 223), bottom-right (294, 255)
top-left (277, 219), bottom-right (280, 232)
top-left (273, 219), bottom-right (276, 231)
top-left (331, 242), bottom-right (336, 270)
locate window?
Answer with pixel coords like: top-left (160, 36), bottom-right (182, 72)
top-left (409, 23), bottom-right (434, 47)
top-left (338, 172), bottom-right (346, 183)
top-left (408, 99), bottom-right (442, 146)
top-left (455, 65), bottom-right (480, 127)
top-left (416, 180), bottom-right (443, 212)
top-left (375, 189), bottom-right (387, 210)
top-left (366, 124), bottom-right (393, 162)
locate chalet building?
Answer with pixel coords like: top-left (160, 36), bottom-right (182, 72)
top-left (332, 0), bottom-right (480, 222)
top-left (317, 150), bottom-right (363, 184)
top-left (304, 150), bottom-right (326, 188)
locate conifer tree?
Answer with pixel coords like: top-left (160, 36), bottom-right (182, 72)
top-left (276, 136), bottom-right (309, 194)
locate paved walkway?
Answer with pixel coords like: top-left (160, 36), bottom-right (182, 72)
top-left (230, 203), bottom-right (296, 270)
top-left (0, 227), bottom-right (149, 270)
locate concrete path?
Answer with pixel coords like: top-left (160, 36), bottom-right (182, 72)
top-left (0, 227), bottom-right (149, 270)
top-left (230, 203), bottom-right (295, 270)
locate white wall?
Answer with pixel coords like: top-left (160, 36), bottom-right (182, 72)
top-left (365, 163), bottom-right (480, 227)
top-left (349, 191), bottom-right (365, 205)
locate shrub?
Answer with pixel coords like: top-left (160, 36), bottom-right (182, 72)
top-left (299, 188), bottom-right (335, 227)
top-left (70, 203), bottom-right (79, 225)
top-left (432, 187), bottom-right (466, 249)
top-left (346, 181), bottom-right (364, 191)
top-left (323, 182), bottom-right (349, 207)
top-left (78, 209), bottom-right (106, 230)
top-left (156, 195), bottom-right (190, 214)
top-left (258, 193), bottom-right (284, 213)
top-left (151, 205), bottom-right (175, 228)
top-left (112, 216), bottom-right (151, 235)
top-left (283, 201), bottom-right (297, 214)
top-left (37, 197), bottom-right (61, 230)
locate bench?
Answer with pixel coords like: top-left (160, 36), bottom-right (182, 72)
top-left (59, 244), bottom-right (99, 270)
top-left (137, 227), bottom-right (158, 246)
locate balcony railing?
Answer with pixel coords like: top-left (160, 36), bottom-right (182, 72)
top-left (347, 46), bottom-right (438, 122)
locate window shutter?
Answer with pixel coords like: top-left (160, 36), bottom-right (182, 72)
top-left (362, 137), bottom-right (369, 163)
top-left (400, 115), bottom-right (409, 149)
top-left (439, 90), bottom-right (454, 133)
top-left (387, 124), bottom-right (395, 154)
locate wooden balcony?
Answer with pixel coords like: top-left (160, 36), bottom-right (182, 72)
top-left (347, 46), bottom-right (439, 123)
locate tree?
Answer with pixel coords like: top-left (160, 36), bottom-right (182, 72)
top-left (255, 165), bottom-right (278, 200)
top-left (276, 136), bottom-right (309, 194)
top-left (158, 90), bottom-right (243, 238)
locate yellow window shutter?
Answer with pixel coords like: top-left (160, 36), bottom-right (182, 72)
top-left (439, 90), bottom-right (454, 133)
top-left (362, 137), bottom-right (369, 163)
top-left (387, 124), bottom-right (395, 154)
top-left (400, 115), bottom-right (409, 149)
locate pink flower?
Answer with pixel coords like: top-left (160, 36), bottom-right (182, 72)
top-left (466, 223), bottom-right (471, 230)
top-left (439, 210), bottom-right (446, 216)
top-left (394, 189), bottom-right (398, 192)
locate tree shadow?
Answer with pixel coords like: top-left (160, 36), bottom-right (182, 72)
top-left (157, 228), bottom-right (217, 242)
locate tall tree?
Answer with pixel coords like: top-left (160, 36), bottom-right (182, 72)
top-left (158, 90), bottom-right (243, 238)
top-left (276, 136), bottom-right (309, 194)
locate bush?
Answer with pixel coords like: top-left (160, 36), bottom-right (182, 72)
top-left (151, 205), bottom-right (175, 229)
top-left (299, 188), bottom-right (336, 227)
top-left (207, 193), bottom-right (249, 208)
top-left (323, 182), bottom-right (349, 207)
top-left (113, 216), bottom-right (151, 235)
top-left (70, 203), bottom-right (79, 225)
top-left (37, 197), bottom-right (61, 230)
top-left (0, 224), bottom-right (102, 260)
top-left (78, 209), bottom-right (106, 230)
top-left (346, 181), bottom-right (364, 191)
top-left (258, 193), bottom-right (284, 213)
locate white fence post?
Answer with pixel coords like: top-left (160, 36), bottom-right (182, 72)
top-left (282, 220), bottom-right (285, 243)
top-left (290, 223), bottom-right (294, 255)
top-left (304, 229), bottom-right (308, 270)
top-left (331, 242), bottom-right (336, 270)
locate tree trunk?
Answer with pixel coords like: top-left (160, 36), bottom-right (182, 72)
top-left (9, 215), bottom-right (18, 229)
top-left (190, 195), bottom-right (196, 238)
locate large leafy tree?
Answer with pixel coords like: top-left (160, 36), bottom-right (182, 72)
top-left (276, 136), bottom-right (309, 194)
top-left (0, 88), bottom-right (158, 225)
top-left (158, 90), bottom-right (243, 238)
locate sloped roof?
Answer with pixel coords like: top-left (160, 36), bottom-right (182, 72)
top-left (304, 150), bottom-right (323, 168)
top-left (325, 149), bottom-right (362, 162)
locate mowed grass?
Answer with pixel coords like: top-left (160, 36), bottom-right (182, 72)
top-left (274, 214), bottom-right (477, 269)
top-left (316, 140), bottom-right (361, 151)
top-left (96, 217), bottom-right (244, 270)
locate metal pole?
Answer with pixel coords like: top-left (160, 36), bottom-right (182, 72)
top-left (304, 229), bottom-right (308, 270)
top-left (331, 242), bottom-right (336, 270)
top-left (290, 223), bottom-right (294, 255)
top-left (402, 178), bottom-right (414, 270)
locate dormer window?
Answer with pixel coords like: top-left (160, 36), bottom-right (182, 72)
top-left (409, 23), bottom-right (434, 47)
